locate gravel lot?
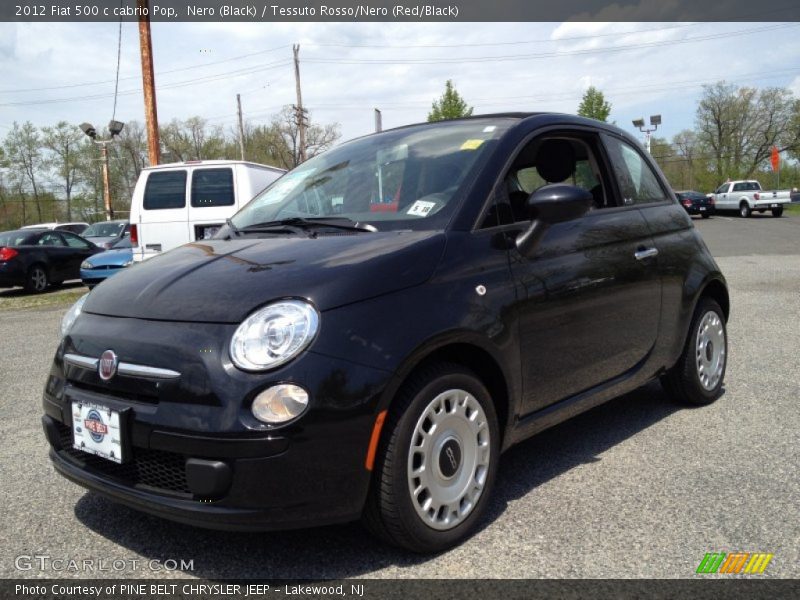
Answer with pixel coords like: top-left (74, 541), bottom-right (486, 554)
top-left (1, 215), bottom-right (798, 580)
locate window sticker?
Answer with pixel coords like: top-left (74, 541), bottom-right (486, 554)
top-left (406, 200), bottom-right (437, 217)
top-left (460, 139), bottom-right (485, 151)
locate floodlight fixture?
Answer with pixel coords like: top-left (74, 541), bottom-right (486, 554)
top-left (79, 122), bottom-right (97, 139)
top-left (108, 120), bottom-right (125, 137)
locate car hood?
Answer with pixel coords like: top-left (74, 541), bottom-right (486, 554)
top-left (84, 231), bottom-right (446, 323)
top-left (85, 248), bottom-right (133, 267)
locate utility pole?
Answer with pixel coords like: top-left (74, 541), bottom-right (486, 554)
top-left (100, 143), bottom-right (114, 220)
top-left (374, 108), bottom-right (382, 132)
top-left (236, 94), bottom-right (246, 161)
top-left (137, 0), bottom-right (160, 166)
top-left (292, 44), bottom-right (307, 164)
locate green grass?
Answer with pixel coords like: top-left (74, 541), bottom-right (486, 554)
top-left (783, 202), bottom-right (800, 215)
top-left (0, 287), bottom-right (87, 312)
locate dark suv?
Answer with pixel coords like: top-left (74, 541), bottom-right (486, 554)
top-left (42, 114), bottom-right (728, 553)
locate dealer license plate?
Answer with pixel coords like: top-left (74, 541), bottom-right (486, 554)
top-left (71, 401), bottom-right (125, 463)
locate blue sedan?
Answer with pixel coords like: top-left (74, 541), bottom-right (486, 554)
top-left (80, 238), bottom-right (132, 288)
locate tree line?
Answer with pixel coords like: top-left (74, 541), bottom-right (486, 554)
top-left (0, 106), bottom-right (340, 230)
top-left (3, 80), bottom-right (800, 231)
top-left (577, 82), bottom-right (800, 192)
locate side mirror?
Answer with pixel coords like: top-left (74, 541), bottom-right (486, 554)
top-left (516, 184), bottom-right (593, 255)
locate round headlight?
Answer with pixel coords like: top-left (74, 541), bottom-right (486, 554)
top-left (230, 300), bottom-right (319, 371)
top-left (251, 384), bottom-right (309, 424)
top-left (61, 293), bottom-right (89, 337)
top-left (80, 260), bottom-right (93, 269)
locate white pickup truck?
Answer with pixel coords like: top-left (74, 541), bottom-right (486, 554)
top-left (710, 180), bottom-right (791, 218)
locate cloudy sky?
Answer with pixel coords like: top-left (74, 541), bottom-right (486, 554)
top-left (1, 20), bottom-right (799, 146)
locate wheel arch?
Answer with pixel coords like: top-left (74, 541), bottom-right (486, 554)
top-left (699, 277), bottom-right (730, 322)
top-left (376, 336), bottom-right (515, 449)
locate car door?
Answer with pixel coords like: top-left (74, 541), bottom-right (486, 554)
top-left (713, 183), bottom-right (729, 209)
top-left (59, 232), bottom-right (98, 279)
top-left (35, 231), bottom-right (70, 281)
top-left (504, 129), bottom-right (661, 415)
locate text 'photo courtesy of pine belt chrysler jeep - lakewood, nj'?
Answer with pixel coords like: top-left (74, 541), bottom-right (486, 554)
top-left (41, 113), bottom-right (729, 553)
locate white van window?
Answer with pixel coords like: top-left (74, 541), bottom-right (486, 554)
top-left (191, 168), bottom-right (234, 207)
top-left (144, 171), bottom-right (187, 210)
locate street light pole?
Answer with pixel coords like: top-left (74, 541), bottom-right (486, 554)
top-left (632, 115), bottom-right (662, 154)
top-left (80, 121), bottom-right (125, 222)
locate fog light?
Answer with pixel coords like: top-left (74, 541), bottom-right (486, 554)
top-left (251, 384), bottom-right (309, 424)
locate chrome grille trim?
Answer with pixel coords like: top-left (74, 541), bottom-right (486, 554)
top-left (64, 353), bottom-right (98, 370)
top-left (63, 353), bottom-right (180, 380)
top-left (117, 362), bottom-right (180, 380)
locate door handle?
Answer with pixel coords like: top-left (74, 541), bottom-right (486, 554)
top-left (635, 247), bottom-right (659, 261)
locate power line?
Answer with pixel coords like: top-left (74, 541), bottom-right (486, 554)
top-left (0, 43), bottom-right (292, 94)
top-left (202, 66), bottom-right (800, 121)
top-left (303, 24), bottom-right (797, 65)
top-left (309, 23), bottom-right (708, 49)
top-left (0, 59), bottom-right (293, 107)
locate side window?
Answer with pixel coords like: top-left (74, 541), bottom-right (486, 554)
top-left (37, 233), bottom-right (65, 247)
top-left (715, 184), bottom-right (729, 194)
top-left (480, 134), bottom-right (608, 229)
top-left (604, 136), bottom-right (667, 205)
top-left (191, 168), bottom-right (234, 207)
top-left (144, 171), bottom-right (187, 210)
top-left (61, 232), bottom-right (91, 249)
top-left (732, 183), bottom-right (743, 192)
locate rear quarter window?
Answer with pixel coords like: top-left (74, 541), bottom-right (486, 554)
top-left (144, 171), bottom-right (187, 210)
top-left (191, 168), bottom-right (234, 207)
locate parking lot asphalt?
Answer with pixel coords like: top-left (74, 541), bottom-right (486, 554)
top-left (0, 215), bottom-right (798, 579)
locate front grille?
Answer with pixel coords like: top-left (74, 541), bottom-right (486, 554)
top-left (56, 422), bottom-right (191, 496)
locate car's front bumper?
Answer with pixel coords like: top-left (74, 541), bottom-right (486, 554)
top-left (43, 312), bottom-right (392, 530)
top-left (80, 267), bottom-right (122, 286)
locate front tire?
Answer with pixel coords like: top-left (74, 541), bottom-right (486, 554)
top-left (24, 265), bottom-right (49, 293)
top-left (363, 363), bottom-right (500, 552)
top-left (772, 206), bottom-right (784, 217)
top-left (662, 298), bottom-right (727, 406)
top-left (739, 202), bottom-right (751, 218)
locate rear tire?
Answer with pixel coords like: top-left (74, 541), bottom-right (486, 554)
top-left (24, 265), bottom-right (49, 293)
top-left (739, 202), bottom-right (751, 218)
top-left (772, 206), bottom-right (784, 217)
top-left (701, 213), bottom-right (710, 219)
top-left (363, 363), bottom-right (500, 553)
top-left (661, 298), bottom-right (727, 406)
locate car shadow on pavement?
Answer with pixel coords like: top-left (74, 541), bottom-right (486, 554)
top-left (73, 380), bottom-right (686, 579)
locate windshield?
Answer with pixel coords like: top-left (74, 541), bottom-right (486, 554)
top-left (84, 222), bottom-right (125, 237)
top-left (231, 119), bottom-right (513, 232)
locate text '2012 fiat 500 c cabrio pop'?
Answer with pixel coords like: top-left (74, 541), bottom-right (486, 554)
top-left (42, 114), bottom-right (729, 552)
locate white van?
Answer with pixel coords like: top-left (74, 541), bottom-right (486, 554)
top-left (129, 160), bottom-right (284, 262)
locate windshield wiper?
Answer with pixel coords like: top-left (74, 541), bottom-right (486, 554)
top-left (224, 218), bottom-right (241, 238)
top-left (240, 217), bottom-right (376, 234)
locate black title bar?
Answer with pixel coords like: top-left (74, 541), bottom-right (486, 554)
top-left (4, 0), bottom-right (800, 22)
